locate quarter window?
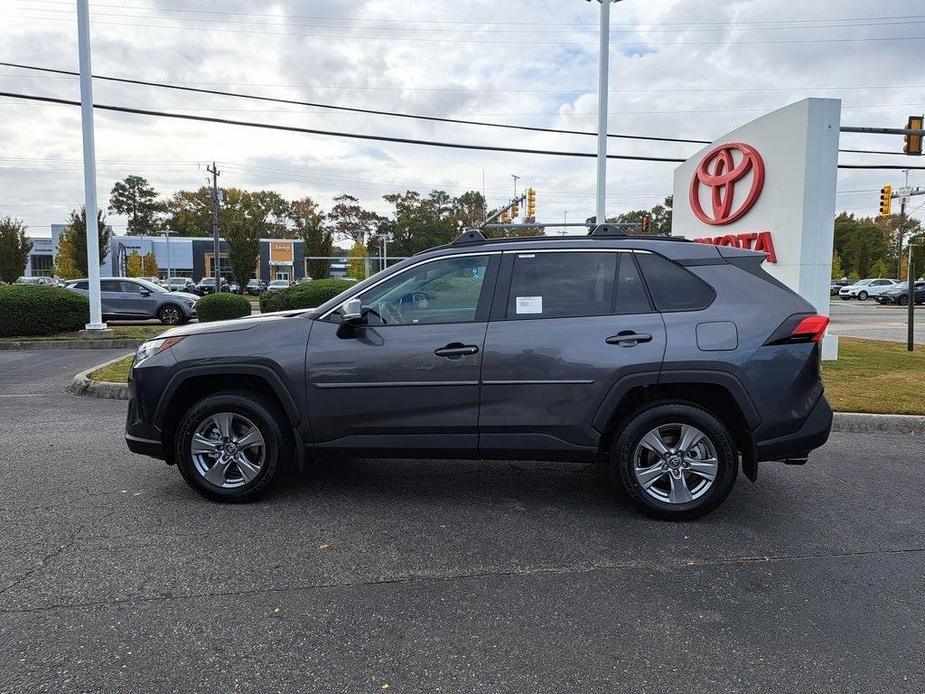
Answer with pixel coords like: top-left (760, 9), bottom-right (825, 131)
top-left (635, 252), bottom-right (715, 311)
top-left (351, 255), bottom-right (490, 325)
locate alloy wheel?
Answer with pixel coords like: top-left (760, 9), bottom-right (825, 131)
top-left (633, 423), bottom-right (719, 504)
top-left (190, 412), bottom-right (266, 489)
top-left (161, 305), bottom-right (182, 324)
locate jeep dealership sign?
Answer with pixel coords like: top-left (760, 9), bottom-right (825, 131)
top-left (671, 98), bottom-right (841, 357)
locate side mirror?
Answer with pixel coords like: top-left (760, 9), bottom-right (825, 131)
top-left (342, 298), bottom-right (363, 323)
top-left (140, 289), bottom-right (151, 296)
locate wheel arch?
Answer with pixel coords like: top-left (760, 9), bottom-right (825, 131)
top-left (154, 365), bottom-right (301, 431)
top-left (595, 371), bottom-right (760, 481)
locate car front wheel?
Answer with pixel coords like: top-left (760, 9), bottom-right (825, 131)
top-left (899, 295), bottom-right (909, 306)
top-left (857, 291), bottom-right (868, 301)
top-left (612, 403), bottom-right (738, 520)
top-left (158, 304), bottom-right (184, 325)
top-left (174, 391), bottom-right (293, 502)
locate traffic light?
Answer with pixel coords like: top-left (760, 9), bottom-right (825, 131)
top-left (879, 185), bottom-right (893, 217)
top-left (500, 209), bottom-right (511, 224)
top-left (641, 215), bottom-right (650, 233)
top-left (904, 115), bottom-right (923, 156)
top-left (511, 200), bottom-right (520, 218)
top-left (526, 188), bottom-right (536, 217)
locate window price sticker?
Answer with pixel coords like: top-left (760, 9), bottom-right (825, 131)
top-left (515, 296), bottom-right (543, 314)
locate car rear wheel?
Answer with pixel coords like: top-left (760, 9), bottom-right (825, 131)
top-left (857, 291), bottom-right (868, 301)
top-left (611, 403), bottom-right (738, 520)
top-left (174, 390), bottom-right (293, 502)
top-left (158, 303), bottom-right (184, 325)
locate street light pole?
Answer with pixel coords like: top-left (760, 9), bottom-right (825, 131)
top-left (908, 242), bottom-right (917, 352)
top-left (76, 0), bottom-right (105, 330)
top-left (593, 0), bottom-right (621, 226)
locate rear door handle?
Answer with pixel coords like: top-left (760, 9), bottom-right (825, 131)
top-left (606, 331), bottom-right (653, 346)
top-left (434, 343), bottom-right (480, 359)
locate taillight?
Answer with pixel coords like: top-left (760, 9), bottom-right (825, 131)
top-left (789, 315), bottom-right (829, 343)
top-left (765, 314), bottom-right (830, 345)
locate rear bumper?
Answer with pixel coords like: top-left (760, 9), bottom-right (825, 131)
top-left (755, 394), bottom-right (833, 462)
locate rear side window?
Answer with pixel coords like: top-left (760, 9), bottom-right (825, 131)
top-left (100, 280), bottom-right (121, 292)
top-left (69, 281), bottom-right (89, 290)
top-left (505, 251), bottom-right (651, 319)
top-left (636, 252), bottom-right (715, 311)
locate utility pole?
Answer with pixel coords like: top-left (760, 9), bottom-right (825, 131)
top-left (164, 230), bottom-right (173, 281)
top-left (207, 162), bottom-right (221, 291)
top-left (907, 242), bottom-right (916, 352)
top-left (511, 174), bottom-right (520, 201)
top-left (562, 210), bottom-right (568, 236)
top-left (897, 169), bottom-right (910, 281)
top-left (592, 0), bottom-right (622, 226)
top-left (76, 0), bottom-right (106, 331)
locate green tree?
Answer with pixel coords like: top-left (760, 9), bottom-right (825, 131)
top-left (247, 190), bottom-right (291, 238)
top-left (125, 250), bottom-right (143, 277)
top-left (347, 238), bottom-right (368, 279)
top-left (329, 194), bottom-right (381, 242)
top-left (56, 207), bottom-right (111, 277)
top-left (108, 175), bottom-right (160, 236)
top-left (222, 191), bottom-right (261, 289)
top-left (142, 251), bottom-right (159, 277)
top-left (449, 191), bottom-right (487, 229)
top-left (291, 196), bottom-right (333, 279)
top-left (380, 190), bottom-right (457, 255)
top-left (0, 216), bottom-right (32, 283)
top-left (831, 251), bottom-right (844, 280)
top-left (868, 258), bottom-right (889, 279)
top-left (162, 187), bottom-right (213, 236)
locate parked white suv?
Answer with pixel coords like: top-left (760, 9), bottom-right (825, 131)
top-left (838, 278), bottom-right (900, 301)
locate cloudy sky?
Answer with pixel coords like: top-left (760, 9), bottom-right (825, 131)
top-left (1, 0), bottom-right (923, 237)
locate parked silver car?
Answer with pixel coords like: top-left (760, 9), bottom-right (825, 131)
top-left (64, 277), bottom-right (198, 324)
top-left (838, 278), bottom-right (900, 301)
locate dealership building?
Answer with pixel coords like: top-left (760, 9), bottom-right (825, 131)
top-left (24, 227), bottom-right (349, 281)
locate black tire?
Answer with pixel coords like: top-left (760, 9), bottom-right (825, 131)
top-left (611, 403), bottom-right (738, 520)
top-left (899, 295), bottom-right (909, 306)
top-left (158, 303), bottom-right (185, 325)
top-left (857, 291), bottom-right (868, 301)
top-left (174, 390), bottom-right (293, 502)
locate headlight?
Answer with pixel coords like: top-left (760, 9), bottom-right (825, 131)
top-left (184, 298), bottom-right (196, 307)
top-left (134, 336), bottom-right (184, 365)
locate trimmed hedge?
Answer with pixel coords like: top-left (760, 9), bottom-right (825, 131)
top-left (0, 284), bottom-right (89, 337)
top-left (259, 279), bottom-right (355, 313)
top-left (195, 292), bottom-right (252, 322)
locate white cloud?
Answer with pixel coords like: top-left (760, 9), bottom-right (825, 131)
top-left (1, 0), bottom-right (922, 235)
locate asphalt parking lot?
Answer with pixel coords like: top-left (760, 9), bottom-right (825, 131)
top-left (1, 350), bottom-right (923, 693)
top-left (828, 297), bottom-right (924, 344)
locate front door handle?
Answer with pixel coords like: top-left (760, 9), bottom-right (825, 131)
top-left (606, 331), bottom-right (653, 347)
top-left (434, 343), bottom-right (480, 359)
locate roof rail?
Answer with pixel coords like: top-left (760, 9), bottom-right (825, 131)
top-left (588, 224), bottom-right (628, 237)
top-left (451, 229), bottom-right (487, 245)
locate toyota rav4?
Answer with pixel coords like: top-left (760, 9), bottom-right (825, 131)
top-left (125, 227), bottom-right (832, 520)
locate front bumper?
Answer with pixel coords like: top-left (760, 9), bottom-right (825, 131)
top-left (755, 394), bottom-right (833, 462)
top-left (126, 433), bottom-right (165, 459)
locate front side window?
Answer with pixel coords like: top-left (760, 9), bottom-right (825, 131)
top-left (348, 254), bottom-right (490, 326)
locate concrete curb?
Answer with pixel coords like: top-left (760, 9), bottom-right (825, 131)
top-left (0, 339), bottom-right (144, 351)
top-left (831, 412), bottom-right (925, 435)
top-left (66, 353), bottom-right (132, 401)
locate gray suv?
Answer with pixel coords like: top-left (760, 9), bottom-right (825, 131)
top-left (66, 277), bottom-right (198, 324)
top-left (125, 228), bottom-right (832, 519)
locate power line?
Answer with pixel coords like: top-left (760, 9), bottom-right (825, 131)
top-left (3, 62), bottom-right (924, 159)
top-left (14, 11), bottom-right (925, 47)
top-left (20, 4), bottom-right (925, 35)
top-left (0, 62), bottom-right (711, 144)
top-left (2, 89), bottom-right (923, 171)
top-left (0, 90), bottom-right (691, 162)
top-left (23, 1), bottom-right (925, 28)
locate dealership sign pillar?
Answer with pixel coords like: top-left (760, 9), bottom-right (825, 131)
top-left (671, 98), bottom-right (841, 359)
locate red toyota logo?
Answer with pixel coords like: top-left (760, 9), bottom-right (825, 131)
top-left (689, 142), bottom-right (765, 225)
